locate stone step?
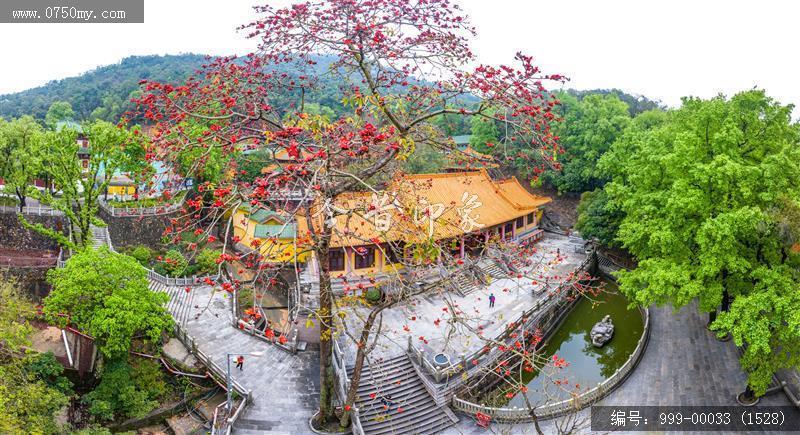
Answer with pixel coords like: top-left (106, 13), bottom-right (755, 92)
top-left (360, 403), bottom-right (450, 435)
top-left (347, 355), bottom-right (412, 378)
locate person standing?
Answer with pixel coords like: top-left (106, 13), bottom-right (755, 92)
top-left (235, 355), bottom-right (244, 370)
top-left (489, 293), bottom-right (496, 308)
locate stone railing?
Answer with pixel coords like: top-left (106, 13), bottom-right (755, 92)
top-left (332, 338), bottom-right (365, 435)
top-left (146, 268), bottom-right (220, 287)
top-left (452, 304), bottom-right (651, 422)
top-left (409, 255), bottom-right (593, 386)
top-left (99, 196), bottom-right (185, 217)
top-left (174, 325), bottom-right (251, 433)
top-left (0, 204), bottom-right (63, 216)
top-left (235, 318), bottom-right (299, 355)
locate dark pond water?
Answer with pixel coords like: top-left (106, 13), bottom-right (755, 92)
top-left (486, 279), bottom-right (644, 407)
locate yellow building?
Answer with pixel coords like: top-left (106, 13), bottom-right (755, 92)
top-left (232, 207), bottom-right (309, 263)
top-left (233, 170), bottom-right (551, 279)
top-left (106, 174), bottom-right (137, 197)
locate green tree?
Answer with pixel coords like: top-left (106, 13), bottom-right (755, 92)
top-left (469, 111), bottom-right (500, 153)
top-left (22, 120), bottom-right (136, 249)
top-left (576, 109), bottom-right (669, 245)
top-left (83, 358), bottom-right (167, 421)
top-left (547, 92), bottom-right (631, 193)
top-left (45, 101), bottom-right (75, 127)
top-left (400, 141), bottom-right (445, 173)
top-left (160, 249), bottom-right (189, 277)
top-left (0, 116), bottom-right (45, 211)
top-left (194, 248), bottom-right (221, 275)
top-left (0, 280), bottom-right (71, 434)
top-left (45, 248), bottom-right (172, 358)
top-left (575, 188), bottom-right (623, 247)
top-left (607, 91), bottom-right (800, 396)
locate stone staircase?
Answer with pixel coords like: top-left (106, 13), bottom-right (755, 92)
top-left (451, 272), bottom-right (481, 296)
top-left (476, 259), bottom-right (507, 279)
top-left (89, 224), bottom-right (112, 250)
top-left (149, 280), bottom-right (196, 327)
top-left (349, 355), bottom-right (457, 435)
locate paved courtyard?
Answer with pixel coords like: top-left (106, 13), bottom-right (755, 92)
top-left (339, 233), bottom-right (588, 365)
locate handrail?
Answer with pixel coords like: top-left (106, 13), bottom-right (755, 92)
top-left (409, 255), bottom-right (593, 385)
top-left (451, 305), bottom-right (650, 422)
top-left (146, 268), bottom-right (220, 287)
top-left (332, 337), bottom-right (365, 435)
top-left (450, 253), bottom-right (651, 422)
top-left (0, 204), bottom-right (63, 216)
top-left (98, 193), bottom-right (186, 217)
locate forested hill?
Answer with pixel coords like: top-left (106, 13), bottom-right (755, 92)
top-left (0, 54), bottom-right (209, 122)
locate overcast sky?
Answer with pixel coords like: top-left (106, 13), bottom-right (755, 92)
top-left (0, 0), bottom-right (798, 110)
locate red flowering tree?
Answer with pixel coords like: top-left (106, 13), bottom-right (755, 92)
top-left (132, 0), bottom-right (566, 429)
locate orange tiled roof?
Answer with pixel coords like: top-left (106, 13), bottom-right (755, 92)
top-left (296, 170), bottom-right (549, 248)
top-left (495, 177), bottom-right (552, 209)
top-left (445, 146), bottom-right (498, 169)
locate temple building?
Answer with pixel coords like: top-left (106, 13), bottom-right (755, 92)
top-left (233, 170), bottom-right (550, 282)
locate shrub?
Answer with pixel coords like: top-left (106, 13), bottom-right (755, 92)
top-left (128, 245), bottom-right (153, 267)
top-left (365, 288), bottom-right (382, 304)
top-left (162, 249), bottom-right (189, 277)
top-left (23, 352), bottom-right (73, 395)
top-left (194, 248), bottom-right (221, 275)
top-left (83, 358), bottom-right (167, 421)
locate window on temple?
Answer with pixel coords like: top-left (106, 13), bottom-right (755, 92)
top-left (384, 243), bottom-right (402, 264)
top-left (516, 216), bottom-right (524, 228)
top-left (527, 212), bottom-right (534, 225)
top-left (329, 249), bottom-right (345, 271)
top-left (354, 246), bottom-right (375, 269)
top-left (504, 223), bottom-right (513, 237)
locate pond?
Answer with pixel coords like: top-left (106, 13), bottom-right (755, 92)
top-left (485, 279), bottom-right (644, 408)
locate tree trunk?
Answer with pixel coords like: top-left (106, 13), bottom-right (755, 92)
top-left (339, 307), bottom-right (382, 428)
top-left (707, 310), bottom-right (717, 328)
top-left (315, 241), bottom-right (337, 427)
top-left (15, 187), bottom-right (25, 212)
top-left (721, 290), bottom-right (730, 312)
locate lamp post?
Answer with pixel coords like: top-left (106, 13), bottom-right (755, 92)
top-left (226, 351), bottom-right (264, 414)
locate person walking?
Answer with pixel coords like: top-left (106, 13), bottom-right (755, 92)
top-left (489, 293), bottom-right (496, 308)
top-left (235, 355), bottom-right (244, 370)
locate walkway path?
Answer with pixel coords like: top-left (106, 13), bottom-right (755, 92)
top-left (154, 282), bottom-right (319, 434)
top-left (340, 233), bottom-right (587, 365)
top-left (443, 301), bottom-right (795, 434)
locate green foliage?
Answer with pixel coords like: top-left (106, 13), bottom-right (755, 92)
top-left (546, 92), bottom-right (631, 193)
top-left (162, 249), bottom-right (189, 277)
top-left (128, 245), bottom-right (154, 267)
top-left (0, 116), bottom-right (45, 211)
top-left (0, 363), bottom-right (70, 434)
top-left (365, 288), bottom-right (382, 304)
top-left (45, 248), bottom-right (172, 358)
top-left (23, 352), bottom-right (73, 395)
top-left (0, 278), bottom-right (35, 354)
top-left (469, 112), bottom-right (500, 153)
top-left (400, 141), bottom-right (445, 174)
top-left (575, 189), bottom-right (623, 247)
top-left (564, 88), bottom-right (664, 117)
top-left (23, 120), bottom-right (136, 249)
top-left (45, 101), bottom-right (75, 127)
top-left (606, 90), bottom-right (800, 394)
top-left (194, 248), bottom-right (221, 275)
top-left (83, 358), bottom-right (167, 421)
top-left (0, 280), bottom-right (70, 435)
